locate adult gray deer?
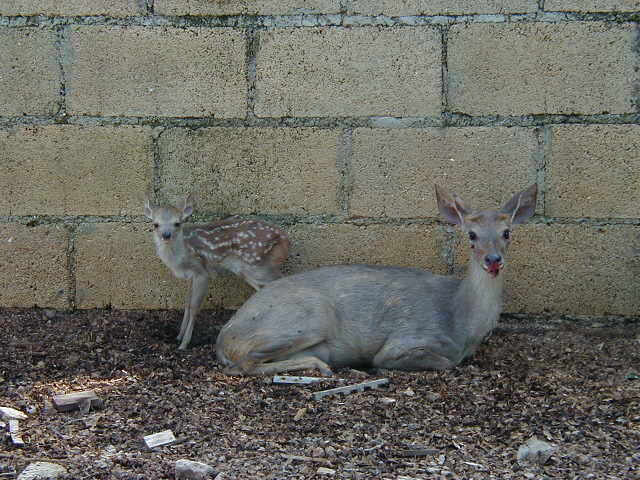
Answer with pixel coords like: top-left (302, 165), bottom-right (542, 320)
top-left (217, 184), bottom-right (537, 375)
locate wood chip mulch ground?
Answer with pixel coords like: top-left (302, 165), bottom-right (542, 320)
top-left (0, 308), bottom-right (638, 479)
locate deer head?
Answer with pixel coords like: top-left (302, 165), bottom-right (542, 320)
top-left (436, 184), bottom-right (537, 277)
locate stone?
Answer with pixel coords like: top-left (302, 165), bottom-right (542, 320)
top-left (546, 124), bottom-right (640, 218)
top-left (17, 462), bottom-right (67, 480)
top-left (0, 225), bottom-right (68, 309)
top-left (175, 459), bottom-right (216, 480)
top-left (0, 28), bottom-right (59, 116)
top-left (350, 127), bottom-right (538, 218)
top-left (0, 125), bottom-right (153, 216)
top-left (448, 22), bottom-right (636, 115)
top-left (517, 437), bottom-right (556, 466)
top-left (158, 128), bottom-right (341, 216)
top-left (256, 26), bottom-right (441, 117)
top-left (67, 27), bottom-right (246, 118)
top-left (344, 0), bottom-right (537, 15)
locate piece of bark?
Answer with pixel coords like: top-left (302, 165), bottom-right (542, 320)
top-left (273, 375), bottom-right (328, 384)
top-left (8, 420), bottom-right (24, 447)
top-left (143, 430), bottom-right (176, 449)
top-left (316, 467), bottom-right (336, 476)
top-left (0, 407), bottom-right (27, 421)
top-left (282, 455), bottom-right (331, 466)
top-left (395, 447), bottom-right (439, 457)
top-left (314, 379), bottom-right (389, 400)
top-left (51, 391), bottom-right (102, 412)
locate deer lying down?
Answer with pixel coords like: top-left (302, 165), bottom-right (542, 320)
top-left (216, 184), bottom-right (537, 375)
top-left (144, 195), bottom-right (290, 350)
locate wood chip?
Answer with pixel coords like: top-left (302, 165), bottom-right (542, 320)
top-left (281, 455), bottom-right (331, 466)
top-left (8, 420), bottom-right (25, 447)
top-left (395, 447), bottom-right (439, 457)
top-left (143, 430), bottom-right (176, 449)
top-left (314, 379), bottom-right (389, 400)
top-left (273, 375), bottom-right (327, 384)
top-left (0, 407), bottom-right (27, 421)
top-left (51, 391), bottom-right (102, 412)
top-left (316, 467), bottom-right (336, 475)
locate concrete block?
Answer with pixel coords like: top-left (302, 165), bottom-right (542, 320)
top-left (350, 127), bottom-right (539, 218)
top-left (545, 0), bottom-right (640, 12)
top-left (0, 224), bottom-right (69, 309)
top-left (0, 0), bottom-right (144, 16)
top-left (0, 28), bottom-right (60, 117)
top-left (74, 223), bottom-right (255, 309)
top-left (546, 125), bottom-right (640, 218)
top-left (0, 125), bottom-right (153, 216)
top-left (67, 26), bottom-right (246, 118)
top-left (158, 128), bottom-right (342, 215)
top-left (155, 0), bottom-right (340, 15)
top-left (286, 223), bottom-right (449, 275)
top-left (255, 27), bottom-right (441, 117)
top-left (344, 0), bottom-right (537, 15)
top-left (448, 22), bottom-right (637, 115)
top-left (453, 224), bottom-right (640, 316)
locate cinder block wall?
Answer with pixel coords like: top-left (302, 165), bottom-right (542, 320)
top-left (0, 1), bottom-right (638, 317)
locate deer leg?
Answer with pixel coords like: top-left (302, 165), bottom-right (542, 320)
top-left (372, 340), bottom-right (460, 371)
top-left (178, 274), bottom-right (209, 350)
top-left (226, 355), bottom-right (333, 377)
top-left (177, 279), bottom-right (192, 342)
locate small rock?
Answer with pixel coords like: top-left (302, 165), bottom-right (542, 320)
top-left (379, 397), bottom-right (396, 405)
top-left (317, 467), bottom-right (336, 476)
top-left (17, 462), bottom-right (67, 480)
top-left (403, 388), bottom-right (415, 397)
top-left (175, 459), bottom-right (217, 480)
top-left (325, 446), bottom-right (337, 457)
top-left (517, 437), bottom-right (556, 466)
top-left (311, 447), bottom-right (325, 458)
top-left (43, 310), bottom-right (57, 320)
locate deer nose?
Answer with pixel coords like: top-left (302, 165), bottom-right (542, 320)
top-left (161, 231), bottom-right (172, 240)
top-left (484, 253), bottom-right (502, 265)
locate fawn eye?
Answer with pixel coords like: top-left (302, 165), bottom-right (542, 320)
top-left (468, 231), bottom-right (477, 241)
top-left (153, 223), bottom-right (159, 229)
top-left (502, 229), bottom-right (510, 240)
top-left (174, 222), bottom-right (181, 228)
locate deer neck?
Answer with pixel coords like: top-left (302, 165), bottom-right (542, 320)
top-left (453, 259), bottom-right (504, 354)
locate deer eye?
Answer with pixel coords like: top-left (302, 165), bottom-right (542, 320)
top-left (468, 231), bottom-right (477, 241)
top-left (174, 222), bottom-right (181, 228)
top-left (502, 229), bottom-right (510, 240)
top-left (153, 223), bottom-right (159, 229)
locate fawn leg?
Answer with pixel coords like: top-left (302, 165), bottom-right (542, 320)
top-left (178, 274), bottom-right (209, 350)
top-left (177, 279), bottom-right (192, 342)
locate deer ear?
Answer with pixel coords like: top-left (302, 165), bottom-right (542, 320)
top-left (501, 184), bottom-right (537, 224)
top-left (181, 193), bottom-right (194, 220)
top-left (144, 196), bottom-right (154, 219)
top-left (435, 185), bottom-right (470, 225)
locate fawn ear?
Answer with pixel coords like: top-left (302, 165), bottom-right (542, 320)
top-left (435, 185), bottom-right (470, 225)
top-left (180, 193), bottom-right (194, 220)
top-left (501, 184), bottom-right (537, 224)
top-left (144, 196), bottom-right (154, 219)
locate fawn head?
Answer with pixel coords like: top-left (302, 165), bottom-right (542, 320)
top-left (436, 184), bottom-right (537, 277)
top-left (144, 194), bottom-right (194, 244)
